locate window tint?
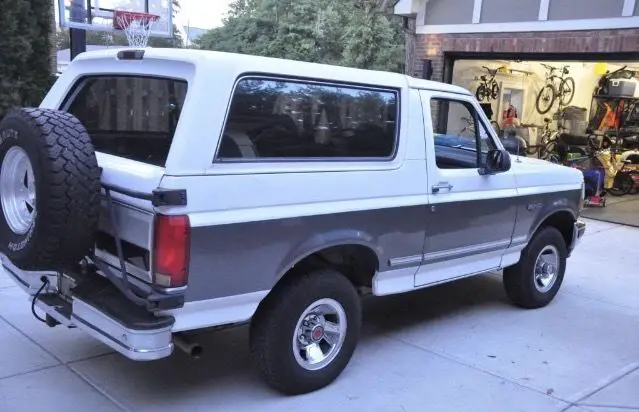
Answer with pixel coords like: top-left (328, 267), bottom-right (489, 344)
top-left (216, 78), bottom-right (398, 160)
top-left (65, 76), bottom-right (188, 167)
top-left (430, 98), bottom-right (496, 169)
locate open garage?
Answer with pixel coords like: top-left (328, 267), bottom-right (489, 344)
top-left (394, 0), bottom-right (639, 226)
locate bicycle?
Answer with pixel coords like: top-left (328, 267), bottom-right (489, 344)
top-left (535, 63), bottom-right (576, 115)
top-left (475, 66), bottom-right (504, 102)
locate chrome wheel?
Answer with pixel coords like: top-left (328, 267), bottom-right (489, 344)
top-left (0, 146), bottom-right (36, 235)
top-left (534, 245), bottom-right (559, 293)
top-left (293, 298), bottom-right (347, 371)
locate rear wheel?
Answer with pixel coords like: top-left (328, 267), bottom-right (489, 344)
top-left (250, 268), bottom-right (361, 395)
top-left (503, 226), bottom-right (567, 309)
top-left (475, 85), bottom-right (487, 101)
top-left (608, 172), bottom-right (633, 196)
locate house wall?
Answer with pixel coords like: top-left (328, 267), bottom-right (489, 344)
top-left (412, 29), bottom-right (639, 84)
top-left (406, 0), bottom-right (639, 33)
top-left (548, 0), bottom-right (624, 20)
top-left (480, 0), bottom-right (541, 23)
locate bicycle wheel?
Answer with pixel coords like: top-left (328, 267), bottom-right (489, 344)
top-left (608, 172), bottom-right (633, 196)
top-left (490, 82), bottom-right (500, 100)
top-left (536, 84), bottom-right (557, 115)
top-left (541, 141), bottom-right (560, 163)
top-left (475, 85), bottom-right (487, 101)
top-left (559, 77), bottom-right (576, 106)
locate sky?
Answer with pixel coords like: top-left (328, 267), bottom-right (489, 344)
top-left (176, 0), bottom-right (232, 29)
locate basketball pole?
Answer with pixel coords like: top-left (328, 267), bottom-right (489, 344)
top-left (69, 0), bottom-right (87, 60)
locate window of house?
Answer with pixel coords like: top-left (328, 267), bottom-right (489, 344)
top-left (65, 76), bottom-right (188, 167)
top-left (216, 77), bottom-right (399, 160)
top-left (430, 98), bottom-right (496, 169)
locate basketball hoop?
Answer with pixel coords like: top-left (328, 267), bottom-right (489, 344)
top-left (113, 9), bottom-right (160, 48)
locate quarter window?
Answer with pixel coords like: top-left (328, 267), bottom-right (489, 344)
top-left (65, 76), bottom-right (188, 167)
top-left (216, 78), bottom-right (398, 160)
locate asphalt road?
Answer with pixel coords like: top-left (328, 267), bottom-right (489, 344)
top-left (1, 218), bottom-right (638, 411)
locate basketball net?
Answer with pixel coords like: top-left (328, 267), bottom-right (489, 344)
top-left (113, 10), bottom-right (160, 48)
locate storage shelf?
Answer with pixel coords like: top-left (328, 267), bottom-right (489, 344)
top-left (592, 94), bottom-right (639, 101)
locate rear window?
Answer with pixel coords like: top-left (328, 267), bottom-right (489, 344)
top-left (64, 76), bottom-right (188, 167)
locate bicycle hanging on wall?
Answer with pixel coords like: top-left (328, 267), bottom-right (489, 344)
top-left (535, 63), bottom-right (576, 115)
top-left (475, 66), bottom-right (505, 102)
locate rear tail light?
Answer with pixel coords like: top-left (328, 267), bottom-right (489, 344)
top-left (153, 214), bottom-right (190, 288)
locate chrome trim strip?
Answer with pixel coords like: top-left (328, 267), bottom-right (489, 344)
top-left (388, 254), bottom-right (423, 267)
top-left (511, 235), bottom-right (528, 246)
top-left (423, 239), bottom-right (512, 263)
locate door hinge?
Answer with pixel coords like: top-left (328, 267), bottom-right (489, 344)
top-left (152, 188), bottom-right (187, 207)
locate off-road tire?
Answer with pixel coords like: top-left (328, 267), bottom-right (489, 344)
top-left (249, 269), bottom-right (361, 395)
top-left (503, 226), bottom-right (567, 309)
top-left (0, 108), bottom-right (101, 271)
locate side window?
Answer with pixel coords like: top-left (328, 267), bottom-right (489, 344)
top-left (216, 78), bottom-right (398, 160)
top-left (430, 98), bottom-right (496, 169)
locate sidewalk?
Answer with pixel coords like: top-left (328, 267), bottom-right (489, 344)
top-left (1, 218), bottom-right (638, 411)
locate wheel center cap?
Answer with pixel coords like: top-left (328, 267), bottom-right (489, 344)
top-left (542, 263), bottom-right (555, 276)
top-left (311, 325), bottom-right (324, 341)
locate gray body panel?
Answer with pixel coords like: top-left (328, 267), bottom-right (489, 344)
top-left (185, 206), bottom-right (428, 301)
top-left (512, 190), bottom-right (581, 243)
top-left (184, 188), bottom-right (581, 302)
top-left (423, 196), bottom-right (517, 261)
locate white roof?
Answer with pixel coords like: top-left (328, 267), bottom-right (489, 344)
top-left (73, 48), bottom-right (472, 95)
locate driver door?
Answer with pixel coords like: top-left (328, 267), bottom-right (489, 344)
top-left (415, 90), bottom-right (518, 287)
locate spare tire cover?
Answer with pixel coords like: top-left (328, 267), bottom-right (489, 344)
top-left (0, 108), bottom-right (101, 271)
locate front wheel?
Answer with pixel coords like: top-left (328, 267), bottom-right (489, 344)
top-left (503, 226), bottom-right (567, 309)
top-left (250, 268), bottom-right (361, 395)
top-left (559, 77), bottom-right (576, 106)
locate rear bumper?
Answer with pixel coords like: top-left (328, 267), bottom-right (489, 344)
top-left (569, 219), bottom-right (586, 254)
top-left (1, 256), bottom-right (175, 361)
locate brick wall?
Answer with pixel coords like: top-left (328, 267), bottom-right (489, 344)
top-left (413, 29), bottom-right (639, 82)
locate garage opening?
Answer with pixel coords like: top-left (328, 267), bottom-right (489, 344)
top-left (447, 54), bottom-right (639, 227)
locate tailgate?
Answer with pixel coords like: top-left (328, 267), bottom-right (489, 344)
top-left (94, 152), bottom-right (165, 284)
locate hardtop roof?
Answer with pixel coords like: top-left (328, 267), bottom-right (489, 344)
top-left (73, 47), bottom-right (471, 95)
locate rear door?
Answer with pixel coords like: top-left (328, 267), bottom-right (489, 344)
top-left (415, 90), bottom-right (517, 287)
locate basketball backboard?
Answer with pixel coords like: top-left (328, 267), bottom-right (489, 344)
top-left (58, 0), bottom-right (173, 38)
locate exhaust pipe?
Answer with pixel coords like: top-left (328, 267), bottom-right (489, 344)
top-left (173, 333), bottom-right (203, 358)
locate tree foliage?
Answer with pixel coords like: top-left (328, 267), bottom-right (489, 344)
top-left (194, 0), bottom-right (405, 72)
top-left (0, 0), bottom-right (54, 119)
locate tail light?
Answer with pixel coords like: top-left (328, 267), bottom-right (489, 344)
top-left (153, 214), bottom-right (190, 288)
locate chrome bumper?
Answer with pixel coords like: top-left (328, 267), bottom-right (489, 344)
top-left (1, 257), bottom-right (174, 361)
top-left (569, 219), bottom-right (586, 254)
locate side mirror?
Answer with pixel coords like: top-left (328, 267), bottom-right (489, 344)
top-left (480, 148), bottom-right (511, 175)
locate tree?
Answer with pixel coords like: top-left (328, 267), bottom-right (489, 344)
top-left (0, 0), bottom-right (54, 119)
top-left (194, 0), bottom-right (405, 73)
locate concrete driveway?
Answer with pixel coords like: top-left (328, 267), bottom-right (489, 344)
top-left (1, 218), bottom-right (638, 411)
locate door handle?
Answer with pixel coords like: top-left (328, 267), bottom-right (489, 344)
top-left (432, 182), bottom-right (453, 193)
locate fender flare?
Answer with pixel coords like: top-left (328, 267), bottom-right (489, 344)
top-left (275, 229), bottom-right (383, 281)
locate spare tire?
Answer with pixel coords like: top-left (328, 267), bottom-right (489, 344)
top-left (0, 108), bottom-right (101, 271)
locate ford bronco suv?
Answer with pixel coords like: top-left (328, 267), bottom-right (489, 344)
top-left (0, 48), bottom-right (586, 395)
